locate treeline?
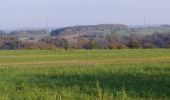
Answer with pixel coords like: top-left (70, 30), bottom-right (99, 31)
top-left (0, 31), bottom-right (170, 50)
top-left (0, 36), bottom-right (55, 50)
top-left (61, 31), bottom-right (170, 49)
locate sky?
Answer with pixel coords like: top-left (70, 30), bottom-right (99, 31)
top-left (0, 0), bottom-right (169, 29)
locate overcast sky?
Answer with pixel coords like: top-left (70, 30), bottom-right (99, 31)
top-left (0, 0), bottom-right (169, 29)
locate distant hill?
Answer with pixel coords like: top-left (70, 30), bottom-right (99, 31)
top-left (51, 24), bottom-right (128, 36)
top-left (8, 30), bottom-right (50, 40)
top-left (9, 30), bottom-right (49, 36)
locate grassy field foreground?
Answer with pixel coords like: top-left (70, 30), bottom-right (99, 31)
top-left (0, 49), bottom-right (170, 99)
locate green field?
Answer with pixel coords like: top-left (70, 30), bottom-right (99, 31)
top-left (0, 49), bottom-right (170, 99)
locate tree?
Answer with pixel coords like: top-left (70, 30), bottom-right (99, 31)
top-left (59, 38), bottom-right (69, 50)
top-left (166, 41), bottom-right (170, 48)
top-left (128, 39), bottom-right (141, 49)
top-left (84, 39), bottom-right (97, 49)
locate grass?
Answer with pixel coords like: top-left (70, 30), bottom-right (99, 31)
top-left (0, 49), bottom-right (169, 99)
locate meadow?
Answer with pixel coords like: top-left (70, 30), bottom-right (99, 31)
top-left (0, 49), bottom-right (170, 99)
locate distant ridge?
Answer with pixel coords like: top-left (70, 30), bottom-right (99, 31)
top-left (51, 24), bottom-right (128, 36)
